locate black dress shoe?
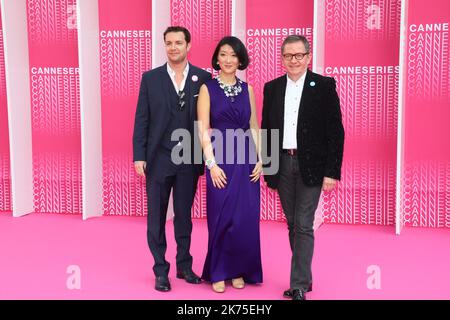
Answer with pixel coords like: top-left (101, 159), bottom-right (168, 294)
top-left (283, 289), bottom-right (292, 298)
top-left (155, 276), bottom-right (171, 292)
top-left (292, 289), bottom-right (306, 301)
top-left (283, 283), bottom-right (312, 298)
top-left (176, 269), bottom-right (202, 284)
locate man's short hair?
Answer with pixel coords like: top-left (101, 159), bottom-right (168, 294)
top-left (281, 35), bottom-right (310, 54)
top-left (163, 26), bottom-right (191, 43)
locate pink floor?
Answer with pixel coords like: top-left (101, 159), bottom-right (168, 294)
top-left (0, 212), bottom-right (449, 300)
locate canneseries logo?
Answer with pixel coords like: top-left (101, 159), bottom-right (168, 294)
top-left (99, 30), bottom-right (152, 97)
top-left (324, 65), bottom-right (399, 75)
top-left (29, 66), bottom-right (80, 134)
top-left (323, 65), bottom-right (399, 148)
top-left (407, 22), bottom-right (449, 100)
top-left (246, 27), bottom-right (313, 53)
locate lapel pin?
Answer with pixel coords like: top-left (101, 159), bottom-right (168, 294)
top-left (192, 75), bottom-right (198, 82)
top-left (310, 81), bottom-right (316, 87)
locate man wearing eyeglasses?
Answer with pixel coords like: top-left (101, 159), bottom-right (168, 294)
top-left (132, 26), bottom-right (211, 292)
top-left (261, 35), bottom-right (344, 301)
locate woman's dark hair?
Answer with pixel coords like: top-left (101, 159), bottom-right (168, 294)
top-left (212, 36), bottom-right (249, 71)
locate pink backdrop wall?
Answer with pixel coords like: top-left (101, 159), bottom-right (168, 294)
top-left (0, 10), bottom-right (11, 212)
top-left (99, 0), bottom-right (151, 216)
top-left (247, 0), bottom-right (314, 221)
top-left (171, 0), bottom-right (232, 219)
top-left (1, 0), bottom-right (446, 228)
top-left (170, 0), bottom-right (231, 73)
top-left (27, 0), bottom-right (81, 214)
top-left (402, 0), bottom-right (450, 227)
top-left (322, 0), bottom-right (400, 225)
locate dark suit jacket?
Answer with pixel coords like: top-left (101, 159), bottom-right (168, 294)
top-left (132, 63), bottom-right (211, 176)
top-left (261, 69), bottom-right (344, 188)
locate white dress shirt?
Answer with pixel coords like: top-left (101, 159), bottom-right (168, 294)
top-left (283, 73), bottom-right (306, 149)
top-left (167, 63), bottom-right (189, 93)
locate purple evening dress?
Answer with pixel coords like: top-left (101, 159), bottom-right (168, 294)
top-left (201, 78), bottom-right (263, 284)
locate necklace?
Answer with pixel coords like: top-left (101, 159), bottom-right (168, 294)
top-left (215, 75), bottom-right (243, 102)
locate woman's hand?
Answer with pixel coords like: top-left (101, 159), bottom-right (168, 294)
top-left (250, 161), bottom-right (263, 182)
top-left (211, 165), bottom-right (227, 189)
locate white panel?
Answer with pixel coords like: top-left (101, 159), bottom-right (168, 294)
top-left (152, 0), bottom-right (171, 67)
top-left (313, 0), bottom-right (325, 75)
top-left (1, 0), bottom-right (33, 217)
top-left (232, 0), bottom-right (246, 81)
top-left (396, 0), bottom-right (408, 235)
top-left (77, 0), bottom-right (103, 220)
top-left (312, 0), bottom-right (325, 230)
top-left (152, 0), bottom-right (174, 221)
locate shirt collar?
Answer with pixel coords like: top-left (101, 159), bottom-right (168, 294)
top-left (286, 71), bottom-right (307, 86)
top-left (167, 62), bottom-right (190, 77)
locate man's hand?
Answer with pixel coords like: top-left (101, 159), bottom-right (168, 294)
top-left (322, 177), bottom-right (337, 192)
top-left (134, 161), bottom-right (147, 177)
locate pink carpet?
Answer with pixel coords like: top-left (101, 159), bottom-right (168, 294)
top-left (0, 212), bottom-right (449, 300)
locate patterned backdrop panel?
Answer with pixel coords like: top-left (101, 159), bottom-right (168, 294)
top-left (171, 0), bottom-right (232, 219)
top-left (247, 0), bottom-right (314, 221)
top-left (99, 0), bottom-right (151, 216)
top-left (171, 0), bottom-right (231, 73)
top-left (322, 0), bottom-right (401, 225)
top-left (27, 0), bottom-right (81, 214)
top-left (0, 10), bottom-right (12, 212)
top-left (402, 0), bottom-right (450, 228)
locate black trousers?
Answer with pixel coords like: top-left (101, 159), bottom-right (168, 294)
top-left (146, 167), bottom-right (198, 277)
top-left (277, 153), bottom-right (322, 291)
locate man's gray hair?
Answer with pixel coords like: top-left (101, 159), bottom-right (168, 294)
top-left (281, 35), bottom-right (311, 54)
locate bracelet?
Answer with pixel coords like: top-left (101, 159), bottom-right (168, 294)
top-left (205, 159), bottom-right (216, 170)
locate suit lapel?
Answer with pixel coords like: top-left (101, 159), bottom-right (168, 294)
top-left (187, 64), bottom-right (195, 119)
top-left (159, 64), bottom-right (173, 128)
top-left (160, 64), bottom-right (172, 111)
top-left (298, 70), bottom-right (314, 120)
top-left (276, 75), bottom-right (287, 138)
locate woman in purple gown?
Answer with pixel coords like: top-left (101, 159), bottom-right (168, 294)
top-left (197, 36), bottom-right (263, 293)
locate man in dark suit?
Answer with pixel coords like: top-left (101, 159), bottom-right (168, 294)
top-left (261, 35), bottom-right (344, 300)
top-left (133, 26), bottom-right (211, 292)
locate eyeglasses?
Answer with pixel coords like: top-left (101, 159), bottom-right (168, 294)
top-left (282, 52), bottom-right (310, 61)
top-left (178, 91), bottom-right (186, 111)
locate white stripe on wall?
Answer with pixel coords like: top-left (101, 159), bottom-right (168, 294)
top-left (396, 0), bottom-right (408, 235)
top-left (152, 0), bottom-right (171, 68)
top-left (77, 0), bottom-right (103, 220)
top-left (313, 0), bottom-right (325, 230)
top-left (152, 0), bottom-right (174, 221)
top-left (313, 0), bottom-right (325, 75)
top-left (1, 0), bottom-right (34, 217)
top-left (232, 0), bottom-right (246, 81)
